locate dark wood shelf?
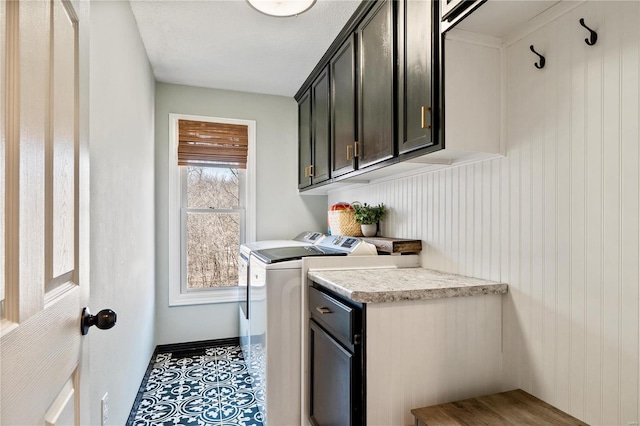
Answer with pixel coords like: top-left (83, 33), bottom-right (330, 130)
top-left (362, 237), bottom-right (422, 254)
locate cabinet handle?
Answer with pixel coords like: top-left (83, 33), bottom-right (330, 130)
top-left (316, 306), bottom-right (332, 315)
top-left (421, 106), bottom-right (431, 130)
top-left (305, 165), bottom-right (314, 178)
top-left (354, 141), bottom-right (360, 157)
top-left (347, 145), bottom-right (353, 160)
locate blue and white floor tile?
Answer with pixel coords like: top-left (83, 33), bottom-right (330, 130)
top-left (133, 345), bottom-right (264, 426)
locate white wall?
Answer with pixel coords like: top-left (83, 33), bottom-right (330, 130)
top-left (155, 83), bottom-right (327, 345)
top-left (89, 1), bottom-right (156, 424)
top-left (329, 2), bottom-right (639, 425)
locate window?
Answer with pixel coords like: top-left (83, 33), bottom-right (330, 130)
top-left (169, 114), bottom-right (256, 306)
top-left (183, 166), bottom-right (242, 289)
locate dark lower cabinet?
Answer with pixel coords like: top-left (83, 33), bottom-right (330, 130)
top-left (309, 285), bottom-right (364, 426)
top-left (309, 320), bottom-right (358, 426)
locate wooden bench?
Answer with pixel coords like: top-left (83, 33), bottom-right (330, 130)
top-left (411, 389), bottom-right (588, 425)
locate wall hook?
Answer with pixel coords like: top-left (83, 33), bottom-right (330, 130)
top-left (579, 18), bottom-right (598, 46)
top-left (529, 45), bottom-right (545, 69)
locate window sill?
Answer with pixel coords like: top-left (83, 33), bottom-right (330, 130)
top-left (169, 286), bottom-right (242, 307)
top-left (1, 318), bottom-right (19, 337)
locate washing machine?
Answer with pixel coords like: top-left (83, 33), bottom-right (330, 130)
top-left (238, 232), bottom-right (324, 372)
top-left (247, 235), bottom-right (378, 425)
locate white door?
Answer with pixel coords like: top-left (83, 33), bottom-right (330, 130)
top-left (1, 0), bottom-right (92, 424)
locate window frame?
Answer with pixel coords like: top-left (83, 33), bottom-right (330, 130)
top-left (168, 113), bottom-right (256, 306)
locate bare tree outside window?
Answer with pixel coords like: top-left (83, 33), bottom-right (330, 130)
top-left (185, 166), bottom-right (240, 288)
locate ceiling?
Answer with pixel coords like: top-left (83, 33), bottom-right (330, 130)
top-left (130, 0), bottom-right (361, 98)
top-left (456, 1), bottom-right (560, 39)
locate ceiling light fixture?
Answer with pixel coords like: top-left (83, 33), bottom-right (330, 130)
top-left (246, 0), bottom-right (317, 17)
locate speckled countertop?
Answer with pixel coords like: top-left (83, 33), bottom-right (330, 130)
top-left (307, 267), bottom-right (508, 303)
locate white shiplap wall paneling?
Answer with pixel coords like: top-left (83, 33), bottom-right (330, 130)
top-left (328, 2), bottom-right (640, 424)
top-left (618, 3), bottom-right (640, 424)
top-left (365, 295), bottom-right (503, 426)
top-left (0, 0), bottom-right (5, 309)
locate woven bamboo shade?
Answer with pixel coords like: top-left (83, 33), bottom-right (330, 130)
top-left (178, 119), bottom-right (248, 169)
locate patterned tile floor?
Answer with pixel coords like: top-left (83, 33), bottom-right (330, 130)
top-left (132, 345), bottom-right (264, 426)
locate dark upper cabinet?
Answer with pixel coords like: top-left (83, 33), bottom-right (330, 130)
top-left (397, 0), bottom-right (437, 154)
top-left (299, 68), bottom-right (331, 190)
top-left (356, 0), bottom-right (395, 169)
top-left (298, 89), bottom-right (312, 189)
top-left (296, 0), bottom-right (440, 192)
top-left (330, 34), bottom-right (357, 178)
top-left (311, 67), bottom-right (331, 184)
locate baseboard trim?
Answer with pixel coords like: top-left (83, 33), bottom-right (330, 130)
top-left (126, 346), bottom-right (158, 426)
top-left (156, 337), bottom-right (240, 354)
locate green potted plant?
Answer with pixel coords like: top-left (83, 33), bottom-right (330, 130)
top-left (352, 202), bottom-right (386, 237)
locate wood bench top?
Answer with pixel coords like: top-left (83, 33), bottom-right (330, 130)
top-left (411, 389), bottom-right (588, 425)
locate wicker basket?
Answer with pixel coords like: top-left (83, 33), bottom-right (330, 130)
top-left (328, 209), bottom-right (362, 237)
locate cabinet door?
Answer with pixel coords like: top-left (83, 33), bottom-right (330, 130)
top-left (330, 35), bottom-right (357, 177)
top-left (398, 0), bottom-right (437, 154)
top-left (309, 320), bottom-right (356, 426)
top-left (357, 0), bottom-right (395, 169)
top-left (311, 67), bottom-right (330, 184)
top-left (298, 89), bottom-right (312, 189)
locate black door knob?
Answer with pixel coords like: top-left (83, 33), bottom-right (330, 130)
top-left (81, 307), bottom-right (117, 335)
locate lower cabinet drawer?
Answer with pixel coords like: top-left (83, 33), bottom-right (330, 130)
top-left (308, 286), bottom-right (354, 346)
